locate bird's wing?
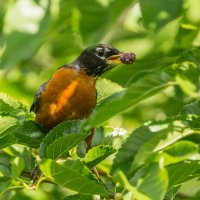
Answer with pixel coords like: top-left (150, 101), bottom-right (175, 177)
top-left (30, 82), bottom-right (48, 113)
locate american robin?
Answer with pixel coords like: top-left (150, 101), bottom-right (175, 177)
top-left (30, 44), bottom-right (135, 130)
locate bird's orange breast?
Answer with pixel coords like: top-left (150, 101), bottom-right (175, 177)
top-left (35, 67), bottom-right (96, 129)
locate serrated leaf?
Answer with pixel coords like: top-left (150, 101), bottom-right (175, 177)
top-left (167, 161), bottom-right (200, 189)
top-left (0, 93), bottom-right (28, 120)
top-left (0, 99), bottom-right (16, 116)
top-left (0, 117), bottom-right (18, 149)
top-left (11, 157), bottom-right (25, 179)
top-left (39, 120), bottom-right (82, 158)
top-left (130, 120), bottom-right (193, 171)
top-left (0, 133), bottom-right (16, 150)
top-left (112, 117), bottom-right (200, 176)
top-left (88, 72), bottom-right (174, 127)
top-left (40, 158), bottom-right (109, 196)
top-left (46, 133), bottom-right (87, 160)
top-left (130, 163), bottom-right (168, 200)
top-left (96, 78), bottom-right (124, 101)
top-left (13, 120), bottom-right (45, 148)
top-left (181, 101), bottom-right (200, 116)
top-left (82, 145), bottom-right (116, 168)
top-left (112, 126), bottom-right (153, 175)
top-left (0, 116), bottom-right (18, 134)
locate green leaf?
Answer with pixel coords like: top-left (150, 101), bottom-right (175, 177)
top-left (13, 120), bottom-right (45, 148)
top-left (88, 72), bottom-right (174, 127)
top-left (0, 93), bottom-right (28, 119)
top-left (176, 73), bottom-right (199, 98)
top-left (181, 101), bottom-right (200, 116)
top-left (161, 140), bottom-right (199, 165)
top-left (63, 194), bottom-right (93, 200)
top-left (96, 78), bottom-right (124, 102)
top-left (11, 157), bottom-right (25, 179)
top-left (46, 133), bottom-right (87, 160)
top-left (0, 1), bottom-right (51, 69)
top-left (40, 158), bottom-right (109, 196)
top-left (112, 117), bottom-right (200, 176)
top-left (0, 99), bottom-right (16, 116)
top-left (130, 163), bottom-right (168, 200)
top-left (82, 145), bottom-right (116, 168)
top-left (115, 171), bottom-right (151, 200)
top-left (139, 0), bottom-right (183, 31)
top-left (130, 120), bottom-right (196, 172)
top-left (39, 120), bottom-right (82, 158)
top-left (0, 177), bottom-right (11, 192)
top-left (167, 161), bottom-right (200, 189)
top-left (0, 164), bottom-right (11, 177)
top-left (0, 116), bottom-right (18, 134)
top-left (0, 117), bottom-right (18, 149)
top-left (111, 126), bottom-right (153, 175)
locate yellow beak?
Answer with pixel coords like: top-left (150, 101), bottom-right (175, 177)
top-left (106, 54), bottom-right (123, 65)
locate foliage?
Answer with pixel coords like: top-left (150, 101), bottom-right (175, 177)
top-left (0, 0), bottom-right (200, 199)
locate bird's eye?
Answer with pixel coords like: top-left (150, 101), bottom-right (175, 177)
top-left (96, 48), bottom-right (105, 57)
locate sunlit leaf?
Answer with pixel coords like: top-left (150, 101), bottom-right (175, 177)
top-left (11, 157), bottom-right (25, 179)
top-left (40, 158), bottom-right (109, 196)
top-left (82, 145), bottom-right (116, 168)
top-left (161, 140), bottom-right (199, 165)
top-left (167, 161), bottom-right (200, 189)
top-left (129, 163), bottom-right (168, 200)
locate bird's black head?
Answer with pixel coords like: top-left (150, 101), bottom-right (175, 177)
top-left (72, 44), bottom-right (135, 77)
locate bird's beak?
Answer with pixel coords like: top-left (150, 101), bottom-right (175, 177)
top-left (106, 53), bottom-right (123, 65)
top-left (106, 52), bottom-right (136, 65)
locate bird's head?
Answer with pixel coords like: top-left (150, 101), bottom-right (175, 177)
top-left (72, 44), bottom-right (136, 76)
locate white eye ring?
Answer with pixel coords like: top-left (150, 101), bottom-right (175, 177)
top-left (96, 48), bottom-right (105, 57)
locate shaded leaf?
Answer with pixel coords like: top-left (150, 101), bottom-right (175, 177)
top-left (39, 120), bottom-right (82, 158)
top-left (139, 0), bottom-right (183, 31)
top-left (13, 120), bottom-right (45, 148)
top-left (40, 158), bottom-right (109, 196)
top-left (82, 145), bottom-right (116, 168)
top-left (46, 133), bottom-right (87, 160)
top-left (0, 177), bottom-right (11, 192)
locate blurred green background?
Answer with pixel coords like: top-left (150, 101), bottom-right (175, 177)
top-left (0, 0), bottom-right (200, 199)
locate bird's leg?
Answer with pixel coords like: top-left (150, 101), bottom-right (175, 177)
top-left (86, 128), bottom-right (95, 151)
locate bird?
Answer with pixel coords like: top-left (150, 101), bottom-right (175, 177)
top-left (30, 44), bottom-right (135, 130)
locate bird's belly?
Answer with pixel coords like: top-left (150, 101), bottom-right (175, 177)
top-left (35, 68), bottom-right (96, 129)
